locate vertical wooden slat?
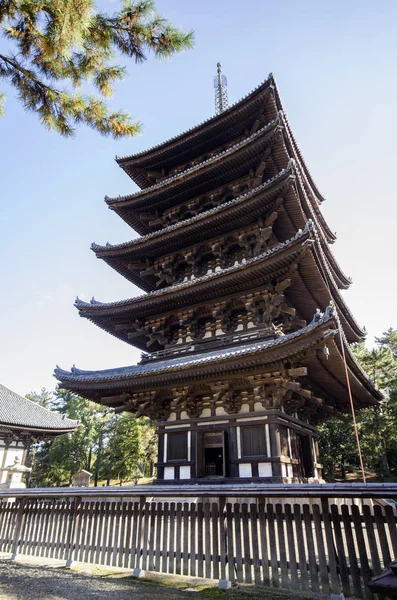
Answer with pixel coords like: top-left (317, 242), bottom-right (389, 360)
top-left (351, 504), bottom-right (372, 596)
top-left (234, 503), bottom-right (243, 583)
top-left (250, 504), bottom-right (261, 585)
top-left (226, 503), bottom-right (235, 583)
top-left (100, 502), bottom-right (109, 565)
top-left (175, 502), bottom-right (182, 575)
top-left (87, 501), bottom-right (97, 564)
top-left (341, 504), bottom-right (362, 598)
top-left (168, 502), bottom-right (176, 574)
top-left (162, 502), bottom-right (169, 574)
top-left (384, 505), bottom-right (397, 558)
top-left (130, 500), bottom-right (141, 570)
top-left (155, 502), bottom-right (163, 574)
top-left (374, 505), bottom-right (392, 568)
top-left (141, 502), bottom-right (151, 572)
top-left (197, 502), bottom-right (204, 578)
top-left (211, 502), bottom-right (219, 581)
top-left (107, 501), bottom-right (116, 566)
top-left (122, 502), bottom-right (133, 569)
top-left (219, 498), bottom-right (227, 581)
top-left (78, 501), bottom-right (89, 562)
top-left (46, 501), bottom-right (58, 559)
top-left (312, 503), bottom-right (329, 594)
top-left (258, 500), bottom-right (269, 586)
top-left (119, 501), bottom-right (127, 566)
top-left (330, 504), bottom-right (351, 597)
top-left (189, 502), bottom-right (196, 577)
top-left (182, 502), bottom-right (189, 576)
top-left (363, 504), bottom-right (382, 577)
top-left (242, 502), bottom-right (252, 583)
top-left (302, 507), bottom-right (315, 588)
top-left (148, 502), bottom-right (157, 572)
top-left (276, 503), bottom-right (289, 589)
top-left (267, 503), bottom-right (279, 588)
top-left (285, 504), bottom-right (298, 590)
top-left (113, 501), bottom-right (122, 567)
top-left (95, 502), bottom-right (105, 565)
top-left (321, 498), bottom-right (340, 595)
top-left (294, 504), bottom-right (309, 592)
top-left (204, 502), bottom-right (211, 579)
top-left (36, 500), bottom-right (47, 556)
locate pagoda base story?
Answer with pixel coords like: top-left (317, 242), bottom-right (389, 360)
top-left (155, 407), bottom-right (323, 484)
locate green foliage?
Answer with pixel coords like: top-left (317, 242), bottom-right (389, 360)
top-left (0, 0), bottom-right (193, 136)
top-left (30, 388), bottom-right (157, 487)
top-left (318, 328), bottom-right (397, 480)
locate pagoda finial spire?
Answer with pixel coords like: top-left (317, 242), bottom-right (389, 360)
top-left (214, 62), bottom-right (228, 115)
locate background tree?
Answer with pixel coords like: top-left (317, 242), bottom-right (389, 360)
top-left (318, 328), bottom-right (397, 480)
top-left (0, 0), bottom-right (193, 137)
top-left (28, 388), bottom-right (157, 487)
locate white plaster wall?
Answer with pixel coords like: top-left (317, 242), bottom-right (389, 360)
top-left (179, 466), bottom-right (191, 479)
top-left (0, 447), bottom-right (24, 484)
top-left (258, 463), bottom-right (272, 477)
top-left (239, 463), bottom-right (252, 478)
top-left (164, 466), bottom-right (174, 480)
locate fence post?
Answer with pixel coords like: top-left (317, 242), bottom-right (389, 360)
top-left (65, 496), bottom-right (82, 567)
top-left (10, 498), bottom-right (27, 560)
top-left (218, 496), bottom-right (231, 589)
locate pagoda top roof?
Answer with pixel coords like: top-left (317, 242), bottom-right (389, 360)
top-left (0, 384), bottom-right (79, 433)
top-left (54, 309), bottom-right (381, 409)
top-left (107, 113), bottom-right (282, 210)
top-left (115, 73), bottom-right (324, 204)
top-left (116, 73), bottom-right (275, 185)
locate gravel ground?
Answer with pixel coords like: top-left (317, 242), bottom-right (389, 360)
top-left (0, 558), bottom-right (212, 600)
top-left (0, 555), bottom-right (327, 600)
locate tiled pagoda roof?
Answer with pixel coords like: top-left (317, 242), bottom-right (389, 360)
top-left (116, 73), bottom-right (324, 205)
top-left (77, 221), bottom-right (363, 344)
top-left (92, 163), bottom-right (350, 292)
top-left (0, 384), bottom-right (78, 433)
top-left (54, 310), bottom-right (381, 409)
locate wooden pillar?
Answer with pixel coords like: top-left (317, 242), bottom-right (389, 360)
top-left (269, 424), bottom-right (282, 478)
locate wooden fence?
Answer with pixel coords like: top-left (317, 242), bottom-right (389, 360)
top-left (0, 484), bottom-right (397, 597)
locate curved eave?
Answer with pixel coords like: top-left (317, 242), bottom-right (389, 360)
top-left (93, 167), bottom-right (295, 290)
top-left (286, 246), bottom-right (364, 344)
top-left (303, 336), bottom-right (382, 408)
top-left (107, 114), bottom-right (283, 215)
top-left (273, 79), bottom-right (326, 205)
top-left (55, 314), bottom-right (337, 393)
top-left (0, 423), bottom-right (78, 435)
top-left (116, 75), bottom-right (276, 187)
top-left (54, 314), bottom-right (380, 413)
top-left (76, 227), bottom-right (313, 339)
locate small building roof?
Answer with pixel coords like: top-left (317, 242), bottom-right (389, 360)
top-left (0, 384), bottom-right (79, 433)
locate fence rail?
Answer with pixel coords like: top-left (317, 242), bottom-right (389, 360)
top-left (1, 484), bottom-right (397, 597)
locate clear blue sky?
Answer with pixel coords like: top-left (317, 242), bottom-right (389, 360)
top-left (1, 0), bottom-right (396, 397)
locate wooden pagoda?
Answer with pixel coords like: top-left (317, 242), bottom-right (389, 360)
top-left (55, 72), bottom-right (381, 484)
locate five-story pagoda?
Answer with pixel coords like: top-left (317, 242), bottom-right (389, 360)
top-left (55, 68), bottom-right (381, 483)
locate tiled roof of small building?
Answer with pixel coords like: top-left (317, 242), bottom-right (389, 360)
top-left (0, 384), bottom-right (79, 432)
